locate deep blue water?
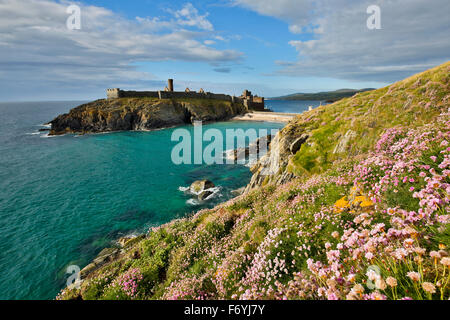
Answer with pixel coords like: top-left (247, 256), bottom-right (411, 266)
top-left (265, 100), bottom-right (326, 113)
top-left (0, 101), bottom-right (284, 299)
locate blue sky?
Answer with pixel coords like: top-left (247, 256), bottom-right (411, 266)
top-left (0, 0), bottom-right (448, 101)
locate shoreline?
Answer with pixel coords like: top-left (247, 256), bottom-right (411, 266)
top-left (231, 111), bottom-right (298, 123)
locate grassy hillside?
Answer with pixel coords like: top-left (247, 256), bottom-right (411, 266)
top-left (59, 62), bottom-right (449, 300)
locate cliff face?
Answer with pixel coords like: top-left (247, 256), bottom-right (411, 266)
top-left (49, 98), bottom-right (246, 135)
top-left (244, 124), bottom-right (305, 193)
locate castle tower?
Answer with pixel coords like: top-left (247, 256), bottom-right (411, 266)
top-left (168, 79), bottom-right (174, 92)
top-left (107, 88), bottom-right (120, 99)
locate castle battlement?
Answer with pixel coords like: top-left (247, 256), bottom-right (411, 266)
top-left (106, 79), bottom-right (265, 111)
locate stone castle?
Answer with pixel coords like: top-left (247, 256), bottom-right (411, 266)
top-left (107, 79), bottom-right (265, 111)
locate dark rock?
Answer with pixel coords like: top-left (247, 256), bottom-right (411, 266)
top-left (290, 134), bottom-right (309, 154)
top-left (190, 180), bottom-right (215, 201)
top-left (190, 180), bottom-right (215, 194)
top-left (198, 190), bottom-right (214, 201)
top-left (232, 134), bottom-right (273, 162)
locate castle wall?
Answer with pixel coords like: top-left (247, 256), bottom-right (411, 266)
top-left (119, 91), bottom-right (159, 98)
top-left (106, 88), bottom-right (255, 109)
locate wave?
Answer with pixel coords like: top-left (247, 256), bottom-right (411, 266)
top-left (40, 133), bottom-right (57, 138)
top-left (186, 199), bottom-right (200, 206)
top-left (180, 185), bottom-right (223, 202)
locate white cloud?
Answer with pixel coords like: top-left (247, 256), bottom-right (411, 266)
top-left (173, 3), bottom-right (214, 31)
top-left (0, 0), bottom-right (241, 100)
top-left (236, 0), bottom-right (450, 82)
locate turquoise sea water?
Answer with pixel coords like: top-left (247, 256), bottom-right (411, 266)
top-left (0, 101), bottom-right (284, 299)
top-left (265, 100), bottom-right (325, 113)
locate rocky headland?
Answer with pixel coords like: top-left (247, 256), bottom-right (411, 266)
top-left (49, 97), bottom-right (247, 136)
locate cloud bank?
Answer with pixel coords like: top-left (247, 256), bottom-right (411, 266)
top-left (236, 0), bottom-right (450, 82)
top-left (0, 0), bottom-right (241, 100)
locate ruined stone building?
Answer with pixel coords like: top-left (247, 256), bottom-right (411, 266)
top-left (106, 79), bottom-right (266, 111)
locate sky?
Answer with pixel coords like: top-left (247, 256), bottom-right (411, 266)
top-left (0, 0), bottom-right (449, 101)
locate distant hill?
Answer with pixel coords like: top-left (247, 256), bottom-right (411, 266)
top-left (270, 88), bottom-right (375, 102)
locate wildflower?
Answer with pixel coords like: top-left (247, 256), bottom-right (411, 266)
top-left (407, 271), bottom-right (420, 282)
top-left (440, 257), bottom-right (450, 267)
top-left (422, 282), bottom-right (436, 294)
top-left (331, 231), bottom-right (339, 239)
top-left (326, 278), bottom-right (337, 288)
top-left (430, 251), bottom-right (440, 259)
top-left (365, 252), bottom-right (374, 260)
top-left (346, 274), bottom-right (356, 283)
top-left (370, 291), bottom-right (386, 300)
top-left (334, 197), bottom-right (349, 212)
top-left (352, 284), bottom-right (365, 295)
top-left (403, 238), bottom-right (414, 247)
top-left (366, 269), bottom-right (379, 281)
top-left (414, 247), bottom-right (426, 255)
top-left (439, 244), bottom-right (446, 250)
top-left (375, 278), bottom-right (387, 290)
top-left (386, 277), bottom-right (398, 287)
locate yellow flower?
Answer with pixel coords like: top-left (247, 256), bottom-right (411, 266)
top-left (353, 195), bottom-right (374, 208)
top-left (334, 196), bottom-right (349, 213)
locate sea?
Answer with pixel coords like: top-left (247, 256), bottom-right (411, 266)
top-left (265, 99), bottom-right (325, 113)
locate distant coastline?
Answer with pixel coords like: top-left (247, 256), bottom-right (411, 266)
top-left (270, 88), bottom-right (374, 102)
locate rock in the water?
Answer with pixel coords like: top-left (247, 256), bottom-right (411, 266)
top-left (190, 180), bottom-right (215, 201)
top-left (198, 190), bottom-right (214, 201)
top-left (190, 180), bottom-right (215, 194)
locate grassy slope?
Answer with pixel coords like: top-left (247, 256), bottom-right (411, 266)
top-left (59, 62), bottom-right (450, 300)
top-left (286, 62), bottom-right (449, 175)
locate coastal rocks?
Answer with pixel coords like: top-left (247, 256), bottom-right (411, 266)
top-left (231, 134), bottom-right (273, 163)
top-left (190, 180), bottom-right (215, 201)
top-left (244, 122), bottom-right (308, 193)
top-left (333, 130), bottom-right (357, 154)
top-left (290, 134), bottom-right (309, 154)
top-left (79, 247), bottom-right (121, 279)
top-left (117, 234), bottom-right (145, 248)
